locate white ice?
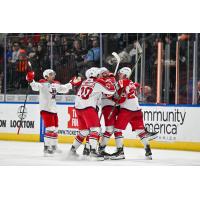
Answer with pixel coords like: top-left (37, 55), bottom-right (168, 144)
top-left (0, 141), bottom-right (200, 166)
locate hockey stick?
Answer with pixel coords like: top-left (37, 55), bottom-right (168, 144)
top-left (112, 52), bottom-right (121, 76)
top-left (17, 60), bottom-right (32, 134)
top-left (99, 52), bottom-right (121, 120)
top-left (107, 48), bottom-right (143, 120)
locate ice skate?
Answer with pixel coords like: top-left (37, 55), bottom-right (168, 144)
top-left (98, 145), bottom-right (111, 160)
top-left (43, 146), bottom-right (54, 157)
top-left (145, 129), bottom-right (158, 141)
top-left (52, 145), bottom-right (62, 154)
top-left (110, 147), bottom-right (125, 160)
top-left (83, 144), bottom-right (90, 156)
top-left (145, 145), bottom-right (152, 160)
top-left (90, 149), bottom-right (104, 161)
top-left (68, 146), bottom-right (80, 159)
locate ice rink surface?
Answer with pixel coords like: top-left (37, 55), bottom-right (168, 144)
top-left (0, 141), bottom-right (199, 166)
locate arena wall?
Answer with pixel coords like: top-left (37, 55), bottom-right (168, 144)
top-left (0, 102), bottom-right (200, 151)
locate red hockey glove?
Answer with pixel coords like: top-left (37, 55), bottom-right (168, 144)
top-left (26, 71), bottom-right (35, 82)
top-left (70, 76), bottom-right (82, 87)
top-left (134, 82), bottom-right (140, 88)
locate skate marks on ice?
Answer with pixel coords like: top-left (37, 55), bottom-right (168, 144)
top-left (0, 141), bottom-right (199, 166)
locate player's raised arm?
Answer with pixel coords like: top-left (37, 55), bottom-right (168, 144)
top-left (26, 71), bottom-right (43, 91)
top-left (56, 76), bottom-right (82, 94)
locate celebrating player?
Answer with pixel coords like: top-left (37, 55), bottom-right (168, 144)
top-left (26, 69), bottom-right (81, 156)
top-left (109, 67), bottom-right (158, 160)
top-left (69, 67), bottom-right (115, 160)
top-left (97, 67), bottom-right (119, 158)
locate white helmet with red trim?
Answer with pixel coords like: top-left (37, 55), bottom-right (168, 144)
top-left (118, 67), bottom-right (131, 78)
top-left (85, 67), bottom-right (100, 78)
top-left (99, 67), bottom-right (109, 74)
top-left (43, 69), bottom-right (56, 79)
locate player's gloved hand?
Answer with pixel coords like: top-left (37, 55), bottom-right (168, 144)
top-left (118, 79), bottom-right (130, 88)
top-left (26, 71), bottom-right (35, 82)
top-left (70, 76), bottom-right (82, 87)
top-left (134, 82), bottom-right (140, 88)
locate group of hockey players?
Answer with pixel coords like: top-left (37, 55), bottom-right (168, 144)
top-left (26, 65), bottom-right (158, 161)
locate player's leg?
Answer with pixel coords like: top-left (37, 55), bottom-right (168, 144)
top-left (98, 106), bottom-right (118, 157)
top-left (83, 135), bottom-right (90, 156)
top-left (70, 109), bottom-right (89, 156)
top-left (100, 106), bottom-right (117, 146)
top-left (110, 109), bottom-right (130, 160)
top-left (85, 108), bottom-right (104, 160)
top-left (41, 111), bottom-right (57, 156)
top-left (51, 113), bottom-right (62, 153)
top-left (130, 110), bottom-right (157, 160)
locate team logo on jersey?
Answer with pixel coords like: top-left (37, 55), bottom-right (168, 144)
top-left (17, 106), bottom-right (28, 120)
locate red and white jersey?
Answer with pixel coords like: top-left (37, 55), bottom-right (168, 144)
top-left (30, 79), bottom-right (72, 113)
top-left (101, 76), bottom-right (116, 108)
top-left (75, 78), bottom-right (115, 110)
top-left (115, 79), bottom-right (140, 111)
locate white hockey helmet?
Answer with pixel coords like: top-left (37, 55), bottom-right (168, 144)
top-left (99, 67), bottom-right (109, 74)
top-left (43, 69), bottom-right (56, 79)
top-left (85, 67), bottom-right (100, 78)
top-left (118, 67), bottom-right (131, 78)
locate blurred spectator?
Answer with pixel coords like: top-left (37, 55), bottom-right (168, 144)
top-left (71, 40), bottom-right (87, 65)
top-left (11, 43), bottom-right (20, 63)
top-left (143, 85), bottom-right (156, 103)
top-left (84, 38), bottom-right (100, 67)
top-left (6, 46), bottom-right (12, 62)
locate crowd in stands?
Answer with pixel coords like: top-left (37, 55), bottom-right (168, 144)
top-left (0, 33), bottom-right (199, 104)
top-left (0, 33), bottom-right (101, 94)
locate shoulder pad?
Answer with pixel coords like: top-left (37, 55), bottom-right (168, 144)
top-left (39, 79), bottom-right (48, 83)
top-left (53, 80), bottom-right (60, 84)
top-left (96, 78), bottom-right (106, 86)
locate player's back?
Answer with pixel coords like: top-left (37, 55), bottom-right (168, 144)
top-left (117, 80), bottom-right (141, 111)
top-left (36, 79), bottom-right (60, 113)
top-left (75, 77), bottom-right (115, 109)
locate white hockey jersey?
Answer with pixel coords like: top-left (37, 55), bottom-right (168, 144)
top-left (115, 79), bottom-right (141, 111)
top-left (75, 78), bottom-right (115, 110)
top-left (30, 79), bottom-right (72, 113)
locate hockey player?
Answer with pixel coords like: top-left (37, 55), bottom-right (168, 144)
top-left (26, 69), bottom-right (81, 156)
top-left (110, 67), bottom-right (158, 160)
top-left (97, 67), bottom-right (119, 157)
top-left (70, 67), bottom-right (115, 160)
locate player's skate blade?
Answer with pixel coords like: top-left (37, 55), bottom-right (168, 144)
top-left (145, 130), bottom-right (158, 141)
top-left (90, 149), bottom-right (104, 161)
top-left (52, 145), bottom-right (62, 154)
top-left (67, 146), bottom-right (80, 160)
top-left (110, 147), bottom-right (125, 160)
top-left (145, 145), bottom-right (152, 160)
top-left (43, 146), bottom-right (54, 157)
top-left (98, 145), bottom-right (111, 160)
top-left (83, 145), bottom-right (90, 156)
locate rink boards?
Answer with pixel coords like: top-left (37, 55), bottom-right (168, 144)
top-left (0, 102), bottom-right (200, 151)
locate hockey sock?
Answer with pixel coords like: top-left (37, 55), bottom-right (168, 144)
top-left (138, 131), bottom-right (149, 148)
top-left (51, 132), bottom-right (58, 147)
top-left (72, 133), bottom-right (86, 150)
top-left (44, 132), bottom-right (58, 147)
top-left (89, 132), bottom-right (99, 150)
top-left (114, 131), bottom-right (123, 148)
top-left (101, 131), bottom-right (112, 147)
top-left (85, 135), bottom-right (90, 149)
